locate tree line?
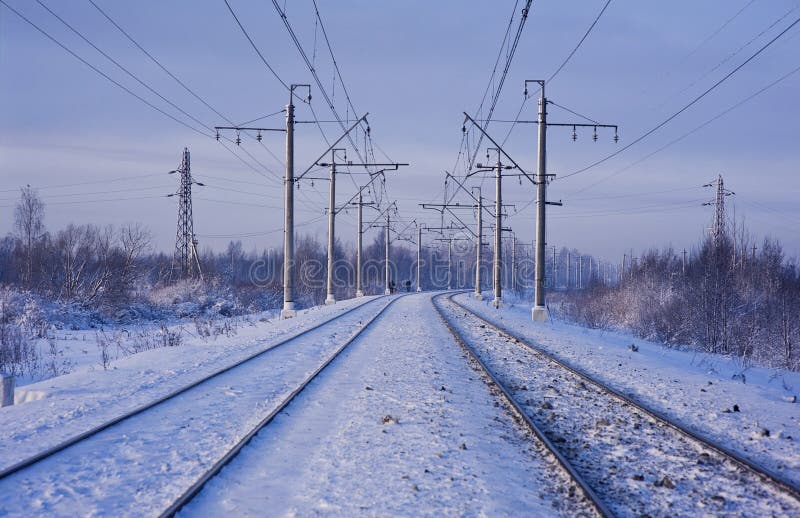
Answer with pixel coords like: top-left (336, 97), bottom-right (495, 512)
top-left (558, 232), bottom-right (800, 371)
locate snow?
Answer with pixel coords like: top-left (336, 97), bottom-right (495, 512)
top-left (0, 296), bottom-right (376, 476)
top-left (0, 289), bottom-right (797, 515)
top-left (455, 292), bottom-right (800, 488)
top-left (181, 292), bottom-right (593, 516)
top-left (444, 293), bottom-right (800, 516)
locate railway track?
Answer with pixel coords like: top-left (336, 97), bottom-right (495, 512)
top-left (0, 294), bottom-right (402, 516)
top-left (434, 292), bottom-right (800, 517)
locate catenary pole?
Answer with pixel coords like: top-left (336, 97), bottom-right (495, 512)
top-left (417, 226), bottom-right (423, 292)
top-left (355, 191), bottom-right (364, 296)
top-left (384, 212), bottom-right (391, 295)
top-left (532, 81), bottom-right (548, 321)
top-left (281, 88), bottom-right (297, 319)
top-left (493, 150), bottom-right (503, 308)
top-left (475, 192), bottom-right (483, 299)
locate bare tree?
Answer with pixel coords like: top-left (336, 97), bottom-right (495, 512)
top-left (119, 222), bottom-right (151, 292)
top-left (14, 185), bottom-right (45, 288)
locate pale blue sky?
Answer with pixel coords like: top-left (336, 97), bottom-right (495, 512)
top-left (1, 0), bottom-right (799, 261)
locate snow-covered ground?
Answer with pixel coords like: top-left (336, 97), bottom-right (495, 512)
top-left (0, 289), bottom-right (797, 515)
top-left (456, 291), bottom-right (800, 488)
top-left (0, 295), bottom-right (376, 474)
top-left (181, 292), bottom-right (594, 516)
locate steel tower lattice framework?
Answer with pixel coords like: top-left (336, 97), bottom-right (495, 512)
top-left (172, 147), bottom-right (199, 278)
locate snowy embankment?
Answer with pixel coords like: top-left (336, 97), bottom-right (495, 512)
top-left (0, 296), bottom-right (376, 474)
top-left (456, 292), bottom-right (800, 488)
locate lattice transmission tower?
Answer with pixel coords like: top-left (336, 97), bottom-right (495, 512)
top-left (703, 174), bottom-right (735, 250)
top-left (170, 148), bottom-right (203, 278)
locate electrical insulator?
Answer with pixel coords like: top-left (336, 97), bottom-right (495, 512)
top-left (592, 126), bottom-right (598, 142)
top-left (235, 132), bottom-right (241, 146)
top-left (614, 130), bottom-right (619, 143)
top-left (215, 130), bottom-right (220, 141)
top-left (461, 125), bottom-right (466, 134)
top-left (307, 94), bottom-right (312, 103)
top-left (256, 131), bottom-right (262, 142)
top-left (571, 126), bottom-right (577, 141)
top-left (523, 87), bottom-right (528, 97)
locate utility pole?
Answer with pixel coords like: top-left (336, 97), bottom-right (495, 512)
top-left (459, 117), bottom-right (524, 308)
top-left (579, 255), bottom-right (583, 289)
top-left (525, 79), bottom-right (617, 321)
top-left (355, 191), bottom-right (367, 296)
top-left (532, 80), bottom-right (549, 320)
top-left (434, 236), bottom-right (471, 290)
top-left (318, 155), bottom-right (405, 303)
top-left (448, 239), bottom-right (453, 289)
top-left (169, 147), bottom-right (203, 279)
top-left (417, 226), bottom-right (423, 292)
top-left (282, 86), bottom-right (299, 318)
top-left (566, 252), bottom-right (570, 290)
top-left (475, 191), bottom-right (483, 299)
top-left (385, 211), bottom-right (391, 295)
top-left (323, 148), bottom-right (345, 305)
top-left (421, 186), bottom-right (498, 297)
top-left (493, 150), bottom-right (503, 307)
top-left (214, 93), bottom-right (300, 316)
top-left (511, 234), bottom-right (517, 292)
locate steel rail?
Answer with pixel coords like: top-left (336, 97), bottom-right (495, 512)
top-left (432, 292), bottom-right (611, 518)
top-left (0, 295), bottom-right (389, 481)
top-left (445, 292), bottom-right (800, 503)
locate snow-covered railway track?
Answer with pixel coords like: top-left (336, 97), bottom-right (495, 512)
top-left (435, 293), bottom-right (800, 517)
top-left (433, 293), bottom-right (611, 518)
top-left (0, 294), bottom-right (402, 516)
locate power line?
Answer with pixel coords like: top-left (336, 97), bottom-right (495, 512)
top-left (270, 0), bottom-right (372, 181)
top-left (0, 0), bottom-right (212, 138)
top-left (658, 4), bottom-right (797, 110)
top-left (87, 0), bottom-right (289, 179)
top-left (567, 60), bottom-right (800, 195)
top-left (35, 0), bottom-right (215, 134)
top-left (548, 0), bottom-right (612, 84)
top-left (223, 0), bottom-right (291, 92)
top-left (467, 0), bottom-right (533, 169)
top-left (311, 0), bottom-right (357, 128)
top-left (0, 172), bottom-right (164, 193)
top-left (560, 13), bottom-right (800, 181)
top-left (0, 184), bottom-right (170, 202)
top-left (501, 1), bottom-right (611, 146)
top-left (88, 0), bottom-right (236, 127)
top-left (678, 0), bottom-right (757, 66)
top-left (3, 0), bottom-right (283, 192)
top-left (197, 214), bottom-right (327, 240)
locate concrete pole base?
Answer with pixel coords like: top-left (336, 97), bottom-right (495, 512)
top-left (531, 306), bottom-right (548, 322)
top-left (325, 296), bottom-right (336, 305)
top-left (416, 287), bottom-right (422, 292)
top-left (356, 290), bottom-right (364, 297)
top-left (280, 303), bottom-right (297, 319)
top-left (384, 289), bottom-right (391, 295)
top-left (492, 297), bottom-right (503, 309)
top-left (474, 292), bottom-right (483, 300)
